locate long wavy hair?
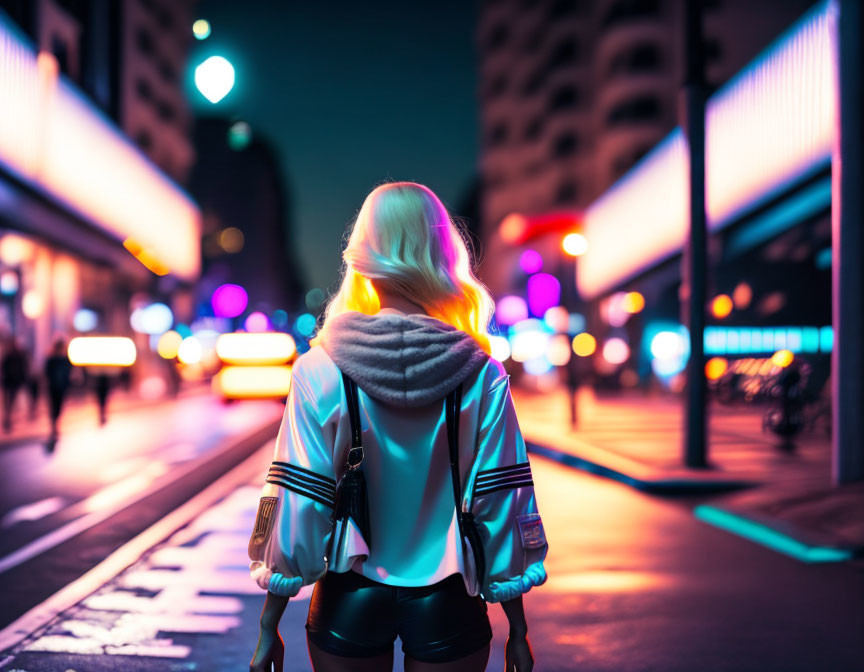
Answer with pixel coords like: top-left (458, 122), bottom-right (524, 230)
top-left (310, 182), bottom-right (494, 353)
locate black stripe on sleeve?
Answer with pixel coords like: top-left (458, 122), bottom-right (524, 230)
top-left (475, 465), bottom-right (532, 486)
top-left (266, 475), bottom-right (335, 508)
top-left (267, 470), bottom-right (335, 502)
top-left (271, 461), bottom-right (336, 486)
top-left (268, 466), bottom-right (336, 497)
top-left (474, 478), bottom-right (535, 498)
top-left (475, 461), bottom-right (531, 478)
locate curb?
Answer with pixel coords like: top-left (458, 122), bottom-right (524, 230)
top-left (693, 504), bottom-right (859, 563)
top-left (526, 442), bottom-right (756, 495)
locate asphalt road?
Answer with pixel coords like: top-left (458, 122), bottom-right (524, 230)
top-left (2, 453), bottom-right (862, 671)
top-left (0, 393), bottom-right (282, 629)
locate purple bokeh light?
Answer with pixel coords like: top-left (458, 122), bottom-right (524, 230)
top-left (519, 249), bottom-right (543, 274)
top-left (244, 311), bottom-right (270, 332)
top-left (212, 284), bottom-right (248, 318)
top-left (495, 295), bottom-right (529, 326)
top-left (526, 273), bottom-right (561, 318)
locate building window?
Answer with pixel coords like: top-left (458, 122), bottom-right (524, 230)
top-left (555, 181), bottom-right (579, 204)
top-left (704, 37), bottom-right (723, 63)
top-left (606, 95), bottom-right (661, 126)
top-left (546, 38), bottom-right (580, 72)
top-left (159, 61), bottom-right (177, 84)
top-left (548, 86), bottom-right (581, 112)
top-left (523, 118), bottom-right (543, 141)
top-left (486, 23), bottom-right (510, 51)
top-left (485, 74), bottom-right (509, 99)
top-left (548, 0), bottom-right (587, 20)
top-left (551, 133), bottom-right (580, 158)
top-left (602, 0), bottom-right (661, 29)
top-left (136, 78), bottom-right (154, 101)
top-left (157, 100), bottom-right (177, 122)
top-left (521, 69), bottom-right (545, 97)
top-left (608, 43), bottom-right (662, 77)
top-left (136, 28), bottom-right (155, 55)
top-left (135, 130), bottom-right (153, 150)
top-left (612, 143), bottom-right (653, 177)
top-left (487, 122), bottom-right (509, 147)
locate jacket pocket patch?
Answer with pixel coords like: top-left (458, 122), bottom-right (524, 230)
top-left (248, 496), bottom-right (277, 560)
top-left (516, 513), bottom-right (546, 550)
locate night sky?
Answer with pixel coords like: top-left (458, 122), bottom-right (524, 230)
top-left (190, 1), bottom-right (479, 293)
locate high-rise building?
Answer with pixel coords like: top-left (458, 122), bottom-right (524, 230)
top-left (477, 0), bottom-right (815, 242)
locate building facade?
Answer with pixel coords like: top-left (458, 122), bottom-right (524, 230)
top-left (0, 0), bottom-right (200, 369)
top-left (477, 0), bottom-right (814, 294)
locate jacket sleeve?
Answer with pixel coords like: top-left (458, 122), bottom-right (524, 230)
top-left (467, 370), bottom-right (548, 603)
top-left (248, 368), bottom-right (335, 597)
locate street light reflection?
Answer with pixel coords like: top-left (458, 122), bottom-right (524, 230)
top-left (544, 570), bottom-right (670, 594)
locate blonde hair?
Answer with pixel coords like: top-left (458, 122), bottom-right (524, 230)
top-left (311, 182), bottom-right (494, 353)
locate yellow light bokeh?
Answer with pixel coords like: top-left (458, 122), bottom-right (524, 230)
top-left (771, 349), bottom-right (795, 368)
top-left (705, 357), bottom-right (729, 380)
top-left (157, 330), bottom-right (183, 359)
top-left (562, 232), bottom-right (588, 257)
top-left (216, 332), bottom-right (297, 365)
top-left (21, 290), bottom-right (44, 318)
top-left (68, 337), bottom-right (137, 367)
top-left (214, 365), bottom-right (292, 399)
top-left (711, 294), bottom-right (734, 319)
top-left (622, 291), bottom-right (645, 314)
top-left (177, 336), bottom-right (203, 365)
top-left (571, 332), bottom-right (596, 357)
top-left (219, 227), bottom-right (244, 253)
top-left (192, 18), bottom-right (211, 39)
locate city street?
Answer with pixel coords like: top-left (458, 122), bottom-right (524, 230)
top-left (1, 449), bottom-right (862, 671)
top-left (0, 391), bottom-right (283, 630)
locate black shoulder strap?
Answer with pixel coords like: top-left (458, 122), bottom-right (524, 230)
top-left (445, 383), bottom-right (464, 511)
top-left (341, 372), bottom-right (364, 469)
top-left (446, 382), bottom-right (486, 587)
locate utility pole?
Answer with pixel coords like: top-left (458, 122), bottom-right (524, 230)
top-left (832, 0), bottom-right (864, 483)
top-left (682, 0), bottom-right (708, 468)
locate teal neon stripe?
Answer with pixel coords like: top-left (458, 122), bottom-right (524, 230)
top-left (694, 505), bottom-right (854, 564)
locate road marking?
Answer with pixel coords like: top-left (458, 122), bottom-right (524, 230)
top-left (0, 440), bottom-right (272, 655)
top-left (0, 497), bottom-right (67, 528)
top-left (0, 419), bottom-right (278, 576)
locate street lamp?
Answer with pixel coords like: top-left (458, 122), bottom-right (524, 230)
top-left (562, 232), bottom-right (588, 257)
top-left (194, 55), bottom-right (235, 104)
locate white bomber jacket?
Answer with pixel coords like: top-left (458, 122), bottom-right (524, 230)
top-left (248, 308), bottom-right (548, 602)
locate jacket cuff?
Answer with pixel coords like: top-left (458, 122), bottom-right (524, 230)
top-left (250, 562), bottom-right (303, 598)
top-left (483, 561), bottom-right (547, 603)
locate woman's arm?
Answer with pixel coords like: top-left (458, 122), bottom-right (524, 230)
top-left (250, 592), bottom-right (290, 672)
top-left (501, 596), bottom-right (534, 671)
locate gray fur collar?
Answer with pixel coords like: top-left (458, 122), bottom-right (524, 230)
top-left (320, 310), bottom-right (489, 408)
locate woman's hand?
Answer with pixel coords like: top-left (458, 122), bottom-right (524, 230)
top-left (504, 633), bottom-right (534, 672)
top-left (249, 624), bottom-right (284, 672)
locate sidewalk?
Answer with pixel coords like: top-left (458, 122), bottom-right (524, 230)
top-left (513, 385), bottom-right (863, 561)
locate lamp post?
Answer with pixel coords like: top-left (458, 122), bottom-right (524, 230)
top-left (682, 0), bottom-right (708, 468)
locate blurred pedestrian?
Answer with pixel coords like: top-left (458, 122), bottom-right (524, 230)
top-left (94, 372), bottom-right (110, 425)
top-left (1, 338), bottom-right (29, 433)
top-left (44, 338), bottom-right (72, 440)
top-left (565, 353), bottom-right (580, 429)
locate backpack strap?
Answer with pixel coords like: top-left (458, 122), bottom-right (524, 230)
top-left (341, 372), bottom-right (363, 470)
top-left (445, 383), bottom-right (486, 590)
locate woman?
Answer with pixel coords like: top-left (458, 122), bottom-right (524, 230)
top-left (249, 182), bottom-right (548, 672)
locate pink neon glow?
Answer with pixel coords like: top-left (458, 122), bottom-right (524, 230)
top-left (495, 295), bottom-right (528, 326)
top-left (212, 284), bottom-right (248, 318)
top-left (577, 3), bottom-right (834, 299)
top-left (519, 249), bottom-right (543, 274)
top-left (0, 25), bottom-right (201, 280)
top-left (602, 338), bottom-right (630, 365)
top-left (526, 273), bottom-right (561, 318)
top-left (244, 311), bottom-right (270, 333)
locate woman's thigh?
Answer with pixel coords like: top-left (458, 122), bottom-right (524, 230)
top-left (308, 636), bottom-right (394, 672)
top-left (404, 643), bottom-right (490, 672)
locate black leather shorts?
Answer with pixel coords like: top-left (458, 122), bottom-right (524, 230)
top-left (306, 570), bottom-right (492, 663)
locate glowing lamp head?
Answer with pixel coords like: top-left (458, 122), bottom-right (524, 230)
top-left (622, 292), bottom-right (645, 314)
top-left (602, 338), bottom-right (630, 365)
top-left (177, 336), bottom-right (203, 365)
top-left (212, 284), bottom-right (248, 318)
top-left (192, 18), bottom-right (211, 40)
top-left (562, 232), bottom-right (588, 256)
top-left (22, 290), bottom-right (45, 319)
top-left (711, 294), bottom-right (734, 319)
top-left (244, 311), bottom-right (270, 333)
top-left (194, 55), bottom-right (235, 104)
top-left (157, 330), bottom-right (183, 359)
top-left (489, 335), bottom-right (511, 362)
top-left (571, 332), bottom-right (596, 357)
top-left (519, 249), bottom-right (543, 274)
top-left (705, 357), bottom-right (729, 380)
top-left (495, 295), bottom-right (528, 326)
top-left (771, 349), bottom-right (795, 368)
top-left (0, 271), bottom-right (19, 295)
top-left (68, 337), bottom-right (137, 367)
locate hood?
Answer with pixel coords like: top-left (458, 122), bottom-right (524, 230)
top-left (319, 310), bottom-right (489, 408)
